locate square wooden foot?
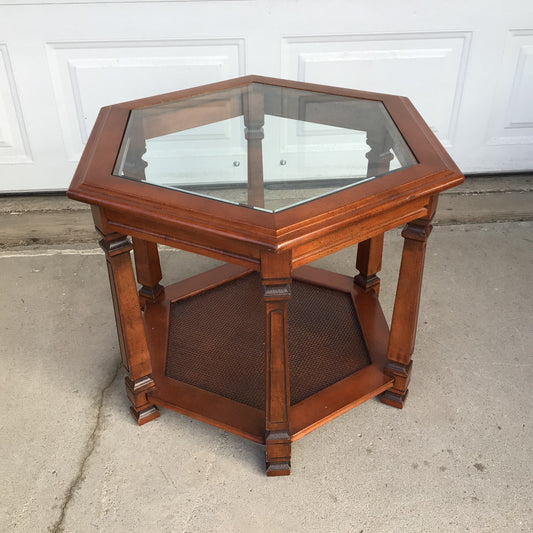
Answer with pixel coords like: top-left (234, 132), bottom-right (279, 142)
top-left (125, 375), bottom-right (159, 425)
top-left (381, 360), bottom-right (412, 409)
top-left (130, 405), bottom-right (160, 425)
top-left (266, 461), bottom-right (291, 476)
top-left (265, 432), bottom-right (291, 476)
top-left (381, 389), bottom-right (409, 409)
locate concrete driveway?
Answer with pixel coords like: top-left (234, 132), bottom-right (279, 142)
top-left (1, 221), bottom-right (532, 532)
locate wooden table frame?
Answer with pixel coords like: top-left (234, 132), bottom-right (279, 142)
top-left (68, 76), bottom-right (463, 476)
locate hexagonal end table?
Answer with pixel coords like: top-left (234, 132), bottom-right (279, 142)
top-left (68, 76), bottom-right (464, 476)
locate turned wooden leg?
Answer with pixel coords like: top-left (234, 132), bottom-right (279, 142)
top-left (261, 251), bottom-right (292, 476)
top-left (381, 198), bottom-right (437, 408)
top-left (358, 125), bottom-right (390, 295)
top-left (354, 233), bottom-right (385, 295)
top-left (97, 225), bottom-right (159, 425)
top-left (132, 237), bottom-right (164, 307)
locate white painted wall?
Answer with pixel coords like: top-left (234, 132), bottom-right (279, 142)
top-left (0, 0), bottom-right (532, 192)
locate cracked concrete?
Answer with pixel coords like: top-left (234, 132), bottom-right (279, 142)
top-left (50, 361), bottom-right (122, 533)
top-left (0, 247), bottom-right (119, 531)
top-left (1, 222), bottom-right (532, 532)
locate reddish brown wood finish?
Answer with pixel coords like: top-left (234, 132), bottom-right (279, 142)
top-left (355, 234), bottom-right (385, 294)
top-left (381, 196), bottom-right (438, 408)
top-left (132, 238), bottom-right (163, 305)
top-left (68, 77), bottom-right (463, 260)
top-left (68, 76), bottom-right (464, 476)
top-left (290, 266), bottom-right (392, 439)
top-left (95, 216), bottom-right (160, 424)
top-left (144, 264), bottom-right (268, 441)
top-left (260, 251), bottom-right (292, 475)
top-left (138, 264), bottom-right (394, 447)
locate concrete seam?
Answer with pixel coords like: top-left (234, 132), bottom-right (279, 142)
top-left (49, 361), bottom-right (122, 533)
top-left (0, 247), bottom-right (185, 258)
top-left (0, 249), bottom-right (103, 258)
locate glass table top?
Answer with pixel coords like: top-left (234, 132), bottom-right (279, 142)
top-left (113, 83), bottom-right (417, 213)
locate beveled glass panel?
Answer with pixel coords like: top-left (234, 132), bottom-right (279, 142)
top-left (113, 83), bottom-right (417, 212)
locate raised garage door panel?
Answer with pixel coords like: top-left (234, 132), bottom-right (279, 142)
top-left (46, 40), bottom-right (245, 162)
top-left (484, 30), bottom-right (533, 169)
top-left (282, 33), bottom-right (471, 148)
top-left (0, 44), bottom-right (32, 165)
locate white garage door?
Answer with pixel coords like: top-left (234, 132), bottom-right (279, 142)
top-left (0, 0), bottom-right (532, 192)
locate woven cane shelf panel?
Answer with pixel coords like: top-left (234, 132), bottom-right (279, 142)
top-left (165, 273), bottom-right (370, 409)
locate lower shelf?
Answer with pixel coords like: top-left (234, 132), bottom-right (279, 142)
top-left (144, 263), bottom-right (393, 443)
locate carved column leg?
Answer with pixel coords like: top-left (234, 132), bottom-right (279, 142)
top-left (381, 198), bottom-right (437, 408)
top-left (354, 233), bottom-right (384, 295)
top-left (98, 227), bottom-right (159, 425)
top-left (243, 87), bottom-right (265, 208)
top-left (132, 237), bottom-right (163, 307)
top-left (358, 124), bottom-right (392, 295)
top-left (261, 251), bottom-right (292, 476)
